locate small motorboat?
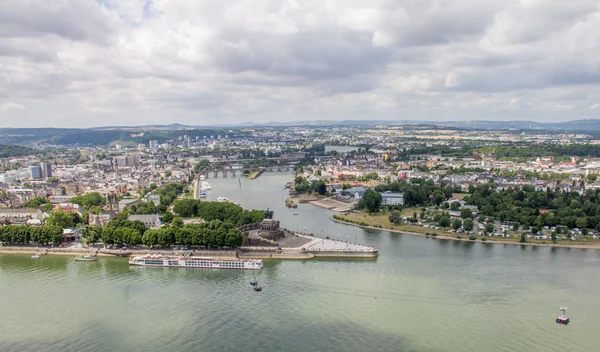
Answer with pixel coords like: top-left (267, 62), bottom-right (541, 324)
top-left (75, 255), bottom-right (98, 262)
top-left (556, 307), bottom-right (570, 325)
top-left (31, 254), bottom-right (40, 259)
top-left (293, 213), bottom-right (299, 216)
top-left (250, 276), bottom-right (258, 286)
top-left (254, 286), bottom-right (263, 292)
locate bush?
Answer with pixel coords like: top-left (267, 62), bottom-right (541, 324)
top-left (468, 235), bottom-right (476, 241)
top-left (481, 237), bottom-right (487, 241)
top-left (456, 235), bottom-right (462, 239)
top-left (431, 233), bottom-right (437, 237)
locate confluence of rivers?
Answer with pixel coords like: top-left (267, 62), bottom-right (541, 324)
top-left (1, 173), bottom-right (599, 352)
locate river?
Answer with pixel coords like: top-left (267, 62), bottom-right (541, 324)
top-left (2, 172), bottom-right (599, 352)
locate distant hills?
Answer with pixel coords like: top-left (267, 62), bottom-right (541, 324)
top-left (0, 118), bottom-right (598, 146)
top-left (222, 118), bottom-right (598, 130)
top-left (87, 118), bottom-right (600, 130)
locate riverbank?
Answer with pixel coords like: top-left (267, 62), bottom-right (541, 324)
top-left (248, 169), bottom-right (264, 179)
top-left (308, 197), bottom-right (354, 212)
top-left (0, 246), bottom-right (239, 257)
top-left (330, 216), bottom-right (600, 250)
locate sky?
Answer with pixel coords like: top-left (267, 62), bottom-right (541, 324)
top-left (0, 0), bottom-right (599, 128)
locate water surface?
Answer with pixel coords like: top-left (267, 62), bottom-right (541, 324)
top-left (2, 173), bottom-right (599, 352)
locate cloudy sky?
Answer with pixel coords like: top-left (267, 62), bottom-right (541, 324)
top-left (1, 0), bottom-right (599, 128)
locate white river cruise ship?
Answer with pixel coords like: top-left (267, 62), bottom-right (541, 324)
top-left (129, 254), bottom-right (263, 270)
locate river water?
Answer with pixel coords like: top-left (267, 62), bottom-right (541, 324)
top-left (2, 173), bottom-right (599, 352)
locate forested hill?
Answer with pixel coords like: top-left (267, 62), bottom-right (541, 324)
top-left (0, 144), bottom-right (39, 158)
top-left (0, 128), bottom-right (232, 146)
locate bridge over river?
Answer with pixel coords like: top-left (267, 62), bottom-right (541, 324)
top-left (197, 156), bottom-right (301, 178)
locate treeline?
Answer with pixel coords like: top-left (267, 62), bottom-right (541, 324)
top-left (25, 196), bottom-right (53, 212)
top-left (0, 225), bottom-right (63, 245)
top-left (70, 192), bottom-right (105, 209)
top-left (142, 220), bottom-right (242, 248)
top-left (0, 144), bottom-right (40, 158)
top-left (173, 200), bottom-right (265, 225)
top-left (91, 218), bottom-right (243, 248)
top-left (375, 179), bottom-right (460, 207)
top-left (293, 176), bottom-right (326, 195)
top-left (493, 144), bottom-right (600, 160)
top-left (466, 184), bottom-right (600, 231)
top-left (396, 145), bottom-right (474, 161)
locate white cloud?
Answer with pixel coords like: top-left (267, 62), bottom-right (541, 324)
top-left (0, 102), bottom-right (26, 111)
top-left (0, 0), bottom-right (598, 127)
top-left (590, 104), bottom-right (600, 109)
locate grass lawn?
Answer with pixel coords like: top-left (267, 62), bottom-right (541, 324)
top-left (336, 211), bottom-right (600, 246)
top-left (340, 210), bottom-right (449, 236)
top-left (452, 193), bottom-right (470, 200)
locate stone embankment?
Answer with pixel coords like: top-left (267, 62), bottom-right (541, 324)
top-left (0, 246), bottom-right (238, 257)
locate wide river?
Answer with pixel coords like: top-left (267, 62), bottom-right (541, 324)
top-left (2, 173), bottom-right (599, 352)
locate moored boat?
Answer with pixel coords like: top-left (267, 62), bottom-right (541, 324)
top-left (129, 254), bottom-right (263, 270)
top-left (75, 255), bottom-right (98, 262)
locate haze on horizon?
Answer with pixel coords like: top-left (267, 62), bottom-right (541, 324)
top-left (0, 0), bottom-right (599, 128)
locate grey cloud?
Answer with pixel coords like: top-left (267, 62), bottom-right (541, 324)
top-left (214, 27), bottom-right (389, 80)
top-left (0, 0), bottom-right (120, 45)
top-left (0, 0), bottom-right (599, 127)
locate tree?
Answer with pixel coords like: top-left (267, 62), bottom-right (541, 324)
top-left (45, 210), bottom-right (74, 228)
top-left (463, 218), bottom-right (474, 232)
top-left (432, 190), bottom-right (445, 206)
top-left (520, 232), bottom-right (527, 243)
top-left (82, 226), bottom-right (102, 246)
top-left (193, 159), bottom-right (211, 173)
top-left (315, 182), bottom-right (327, 195)
top-left (451, 201), bottom-right (461, 211)
top-left (576, 217), bottom-right (587, 229)
top-left (438, 216), bottom-right (451, 228)
top-left (460, 208), bottom-right (473, 219)
top-left (25, 196), bottom-right (47, 208)
top-left (551, 232), bottom-right (557, 244)
top-left (70, 192), bottom-right (105, 209)
top-left (173, 217), bottom-right (184, 228)
top-left (357, 189), bottom-right (382, 213)
top-left (173, 199), bottom-right (199, 217)
top-left (389, 211), bottom-right (402, 225)
top-left (452, 218), bottom-right (462, 231)
top-left (485, 223), bottom-right (495, 235)
top-left (162, 211), bottom-right (174, 224)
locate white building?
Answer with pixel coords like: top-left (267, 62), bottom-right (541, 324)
top-left (380, 191), bottom-right (404, 206)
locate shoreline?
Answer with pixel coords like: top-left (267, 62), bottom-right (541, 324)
top-left (0, 246), bottom-right (238, 257)
top-left (329, 217), bottom-right (600, 250)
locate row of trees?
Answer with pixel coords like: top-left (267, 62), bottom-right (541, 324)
top-left (466, 184), bottom-right (600, 231)
top-left (173, 200), bottom-right (266, 225)
top-left (142, 220), bottom-right (242, 248)
top-left (0, 225), bottom-right (63, 245)
top-left (84, 217), bottom-right (243, 248)
top-left (493, 144), bottom-right (600, 160)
